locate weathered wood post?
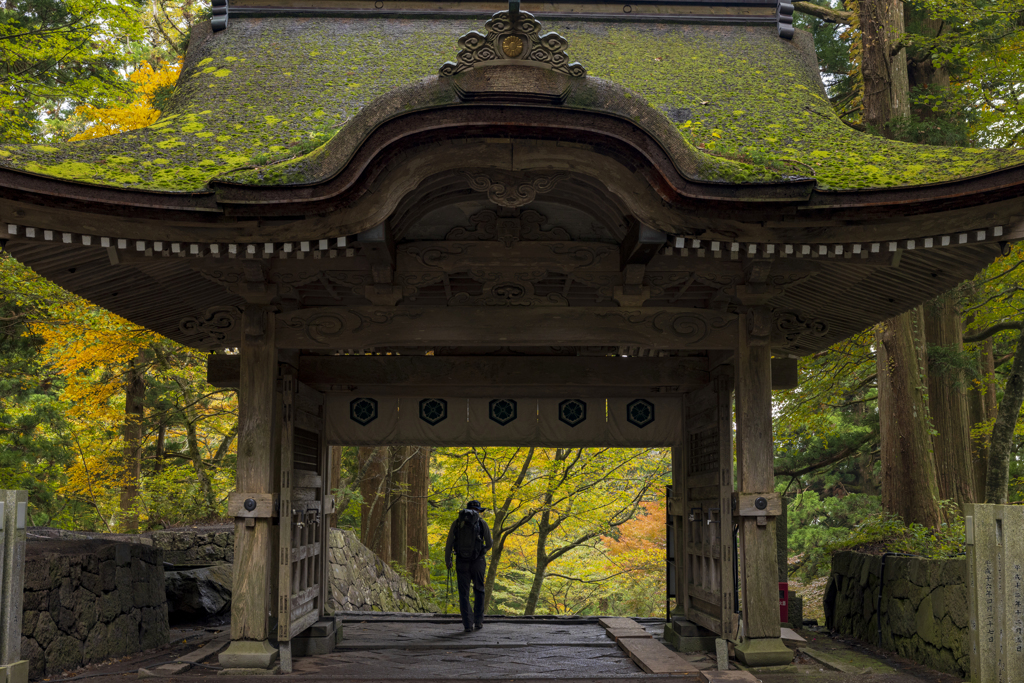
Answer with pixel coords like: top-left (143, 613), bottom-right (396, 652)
top-left (966, 503), bottom-right (1024, 683)
top-left (0, 490), bottom-right (28, 683)
top-left (733, 301), bottom-right (791, 666)
top-left (219, 305), bottom-right (280, 671)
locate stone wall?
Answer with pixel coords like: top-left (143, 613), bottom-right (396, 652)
top-left (825, 551), bottom-right (969, 677)
top-left (151, 525), bottom-right (233, 568)
top-left (158, 527), bottom-right (431, 621)
top-left (328, 528), bottom-right (432, 612)
top-left (21, 540), bottom-right (169, 679)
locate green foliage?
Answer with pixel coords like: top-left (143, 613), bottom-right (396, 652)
top-left (0, 0), bottom-right (146, 142)
top-left (902, 0), bottom-right (1024, 147)
top-left (790, 492), bottom-right (967, 582)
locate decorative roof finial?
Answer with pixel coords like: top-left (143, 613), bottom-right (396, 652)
top-left (439, 8), bottom-right (586, 77)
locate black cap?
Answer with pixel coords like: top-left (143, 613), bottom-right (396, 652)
top-left (466, 500), bottom-right (485, 512)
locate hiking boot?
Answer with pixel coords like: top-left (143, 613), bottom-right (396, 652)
top-left (474, 622), bottom-right (483, 630)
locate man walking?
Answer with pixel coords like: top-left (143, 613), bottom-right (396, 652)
top-left (445, 500), bottom-right (493, 632)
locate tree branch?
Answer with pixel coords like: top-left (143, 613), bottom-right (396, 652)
top-left (774, 435), bottom-right (874, 478)
top-left (793, 1), bottom-right (853, 25)
top-left (964, 320), bottom-right (1024, 344)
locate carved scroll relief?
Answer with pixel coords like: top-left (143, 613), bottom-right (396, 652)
top-left (179, 306), bottom-right (242, 347)
top-left (439, 10), bottom-right (586, 77)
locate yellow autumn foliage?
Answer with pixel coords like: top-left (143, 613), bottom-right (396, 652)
top-left (71, 61), bottom-right (181, 141)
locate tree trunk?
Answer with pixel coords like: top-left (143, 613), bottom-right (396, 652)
top-left (329, 446), bottom-right (342, 527)
top-left (155, 424), bottom-right (166, 473)
top-left (967, 342), bottom-right (993, 502)
top-left (390, 446), bottom-right (409, 570)
top-left (120, 352), bottom-right (145, 532)
top-left (876, 308), bottom-right (941, 527)
top-left (985, 324), bottom-right (1024, 504)
top-left (186, 417), bottom-right (217, 516)
top-left (903, 6), bottom-right (950, 121)
top-left (924, 296), bottom-right (975, 509)
top-left (482, 535), bottom-right (507, 613)
top-left (859, 0), bottom-right (911, 135)
top-left (523, 510), bottom-right (552, 615)
top-left (359, 446), bottom-right (390, 562)
top-left (406, 446), bottom-right (431, 586)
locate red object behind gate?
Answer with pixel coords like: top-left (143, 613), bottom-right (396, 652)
top-left (779, 582), bottom-right (789, 624)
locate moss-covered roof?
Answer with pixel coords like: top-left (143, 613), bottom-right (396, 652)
top-left (1, 17), bottom-right (1022, 193)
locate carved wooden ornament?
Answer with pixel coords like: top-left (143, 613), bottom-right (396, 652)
top-left (439, 10), bottom-right (586, 77)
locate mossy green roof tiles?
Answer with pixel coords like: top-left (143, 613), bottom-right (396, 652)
top-left (1, 17), bottom-right (1022, 192)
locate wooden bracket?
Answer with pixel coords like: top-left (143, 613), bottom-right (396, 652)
top-left (228, 492), bottom-right (279, 527)
top-left (732, 492), bottom-right (781, 527)
top-left (665, 496), bottom-right (686, 517)
top-left (619, 217), bottom-right (666, 269)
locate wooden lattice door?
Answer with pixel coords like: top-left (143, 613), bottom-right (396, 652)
top-left (278, 370), bottom-right (332, 671)
top-left (680, 374), bottom-right (737, 638)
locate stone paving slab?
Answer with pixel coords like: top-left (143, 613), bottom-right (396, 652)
top-left (34, 615), bottom-right (966, 682)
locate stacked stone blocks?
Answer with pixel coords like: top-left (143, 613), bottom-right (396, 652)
top-left (827, 551), bottom-right (969, 677)
top-left (328, 528), bottom-right (431, 613)
top-left (20, 542), bottom-right (169, 679)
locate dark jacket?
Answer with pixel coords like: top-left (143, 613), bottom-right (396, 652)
top-left (445, 513), bottom-right (493, 566)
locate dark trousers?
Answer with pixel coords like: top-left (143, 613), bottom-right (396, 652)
top-left (455, 557), bottom-right (486, 629)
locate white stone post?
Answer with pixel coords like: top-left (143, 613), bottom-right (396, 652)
top-left (0, 490), bottom-right (29, 683)
top-left (966, 503), bottom-right (1024, 683)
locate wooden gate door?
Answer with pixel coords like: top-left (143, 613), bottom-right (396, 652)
top-left (278, 369), bottom-right (333, 671)
top-left (677, 373), bottom-right (737, 638)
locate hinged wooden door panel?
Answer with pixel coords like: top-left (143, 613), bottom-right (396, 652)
top-left (682, 374), bottom-right (737, 639)
top-left (278, 371), bottom-right (330, 666)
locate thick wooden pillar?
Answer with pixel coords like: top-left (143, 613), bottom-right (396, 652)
top-left (220, 305), bottom-right (279, 670)
top-left (733, 305), bottom-right (791, 665)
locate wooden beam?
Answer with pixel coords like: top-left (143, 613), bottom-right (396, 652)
top-left (274, 306), bottom-right (737, 350)
top-left (620, 218), bottom-right (667, 269)
top-left (209, 355), bottom-right (710, 392)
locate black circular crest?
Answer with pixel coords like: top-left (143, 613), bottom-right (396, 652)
top-left (350, 397), bottom-right (379, 426)
top-left (626, 399), bottom-right (655, 428)
top-left (489, 398), bottom-right (518, 426)
top-left (558, 399), bottom-right (587, 427)
top-left (419, 398), bottom-right (448, 426)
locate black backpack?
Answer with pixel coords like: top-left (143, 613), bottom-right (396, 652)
top-left (454, 509), bottom-right (483, 561)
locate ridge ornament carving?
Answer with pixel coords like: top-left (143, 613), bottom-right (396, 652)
top-left (463, 172), bottom-right (568, 209)
top-left (775, 310), bottom-right (829, 345)
top-left (179, 306), bottom-right (242, 346)
top-left (439, 9), bottom-right (586, 77)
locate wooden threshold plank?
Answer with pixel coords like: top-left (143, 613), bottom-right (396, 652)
top-left (619, 637), bottom-right (701, 676)
top-left (138, 635), bottom-right (229, 678)
top-left (598, 617), bottom-right (642, 630)
top-left (605, 627), bottom-right (653, 643)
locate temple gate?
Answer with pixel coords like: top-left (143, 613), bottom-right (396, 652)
top-left (2, 0), bottom-right (1023, 674)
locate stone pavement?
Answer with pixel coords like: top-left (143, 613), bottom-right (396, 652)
top-left (53, 614), bottom-right (965, 682)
